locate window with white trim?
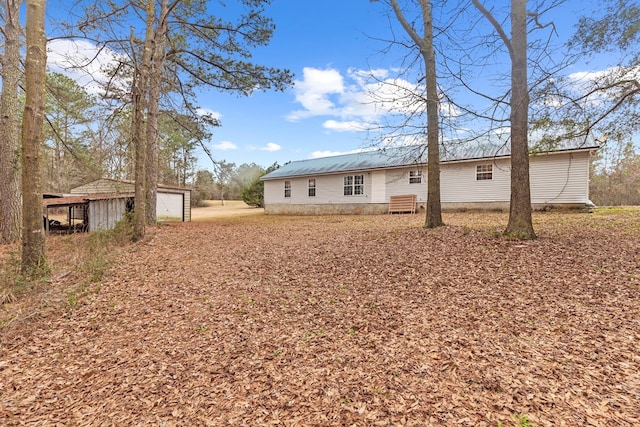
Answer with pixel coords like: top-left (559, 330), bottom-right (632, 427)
top-left (308, 179), bottom-right (316, 197)
top-left (344, 174), bottom-right (364, 196)
top-left (409, 170), bottom-right (422, 184)
top-left (476, 164), bottom-right (493, 180)
top-left (284, 180), bottom-right (291, 197)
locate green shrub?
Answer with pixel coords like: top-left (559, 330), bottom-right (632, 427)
top-left (242, 177), bottom-right (264, 207)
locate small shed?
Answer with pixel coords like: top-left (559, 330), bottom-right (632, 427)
top-left (43, 193), bottom-right (134, 233)
top-left (71, 178), bottom-right (191, 222)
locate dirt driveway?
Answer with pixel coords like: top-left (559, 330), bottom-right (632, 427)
top-left (191, 200), bottom-right (264, 221)
top-left (1, 209), bottom-right (639, 425)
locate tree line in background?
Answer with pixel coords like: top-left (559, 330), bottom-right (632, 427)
top-left (192, 161), bottom-right (278, 208)
top-left (590, 142), bottom-right (640, 206)
top-left (34, 71), bottom-right (207, 194)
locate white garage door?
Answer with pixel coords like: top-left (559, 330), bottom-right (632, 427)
top-left (157, 192), bottom-right (183, 221)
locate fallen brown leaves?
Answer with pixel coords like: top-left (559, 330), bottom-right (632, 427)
top-left (1, 209), bottom-right (639, 426)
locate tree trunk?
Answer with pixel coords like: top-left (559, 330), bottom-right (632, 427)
top-left (422, 0), bottom-right (443, 228)
top-left (131, 0), bottom-right (156, 241)
top-left (504, 0), bottom-right (535, 239)
top-left (389, 0), bottom-right (443, 228)
top-left (145, 0), bottom-right (169, 225)
top-left (0, 0), bottom-right (23, 244)
top-left (21, 0), bottom-right (47, 275)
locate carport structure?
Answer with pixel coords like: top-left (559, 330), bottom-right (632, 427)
top-left (43, 193), bottom-right (134, 234)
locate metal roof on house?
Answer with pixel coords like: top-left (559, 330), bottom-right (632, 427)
top-left (262, 135), bottom-right (600, 180)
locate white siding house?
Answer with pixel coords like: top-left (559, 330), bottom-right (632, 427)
top-left (262, 138), bottom-right (599, 215)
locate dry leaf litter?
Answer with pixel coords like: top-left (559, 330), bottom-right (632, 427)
top-left (1, 210), bottom-right (639, 426)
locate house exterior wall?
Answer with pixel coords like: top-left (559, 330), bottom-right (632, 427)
top-left (263, 151), bottom-right (593, 215)
top-left (264, 173), bottom-right (374, 206)
top-left (385, 168), bottom-right (428, 204)
top-left (529, 151), bottom-right (591, 204)
top-left (441, 158), bottom-right (512, 203)
top-left (370, 170), bottom-right (386, 203)
top-left (182, 190), bottom-right (191, 221)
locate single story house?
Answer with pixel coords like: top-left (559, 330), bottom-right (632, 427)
top-left (261, 136), bottom-right (600, 215)
top-left (71, 178), bottom-right (191, 222)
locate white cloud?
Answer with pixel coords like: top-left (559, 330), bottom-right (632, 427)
top-left (563, 65), bottom-right (640, 109)
top-left (286, 66), bottom-right (452, 131)
top-left (247, 142), bottom-right (282, 152)
top-left (47, 39), bottom-right (126, 96)
top-left (287, 67), bottom-right (345, 121)
top-left (213, 141), bottom-right (238, 150)
top-left (309, 147), bottom-right (373, 158)
top-left (310, 150), bottom-right (354, 158)
top-left (568, 65), bottom-right (640, 92)
top-left (568, 70), bottom-right (610, 81)
top-left (286, 66), bottom-right (389, 124)
top-left (261, 142), bottom-right (281, 152)
top-left (323, 119), bottom-right (369, 132)
top-left (196, 107), bottom-right (222, 121)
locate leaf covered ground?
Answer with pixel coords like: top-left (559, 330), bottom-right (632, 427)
top-left (1, 209), bottom-right (639, 426)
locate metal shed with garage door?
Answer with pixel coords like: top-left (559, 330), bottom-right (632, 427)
top-left (71, 178), bottom-right (191, 222)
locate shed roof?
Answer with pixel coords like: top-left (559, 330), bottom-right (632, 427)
top-left (262, 134), bottom-right (600, 180)
top-left (43, 193), bottom-right (134, 207)
top-left (71, 178), bottom-right (190, 193)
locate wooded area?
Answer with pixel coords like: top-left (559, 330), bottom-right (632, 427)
top-left (0, 0), bottom-right (292, 269)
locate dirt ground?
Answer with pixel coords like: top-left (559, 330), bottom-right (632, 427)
top-left (191, 200), bottom-right (264, 221)
top-left (1, 208), bottom-right (639, 426)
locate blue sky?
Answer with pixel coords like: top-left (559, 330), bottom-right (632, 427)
top-left (191, 0), bottom-right (618, 170)
top-left (45, 0), bottom-right (627, 171)
top-left (194, 0), bottom-right (396, 169)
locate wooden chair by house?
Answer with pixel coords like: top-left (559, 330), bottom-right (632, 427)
top-left (388, 194), bottom-right (417, 214)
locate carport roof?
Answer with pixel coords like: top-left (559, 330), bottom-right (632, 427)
top-left (43, 193), bottom-right (134, 207)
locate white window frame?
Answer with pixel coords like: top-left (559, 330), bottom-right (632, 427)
top-left (308, 178), bottom-right (316, 197)
top-left (343, 174), bottom-right (364, 196)
top-left (284, 180), bottom-right (291, 198)
top-left (476, 164), bottom-right (493, 181)
top-left (409, 170), bottom-right (422, 184)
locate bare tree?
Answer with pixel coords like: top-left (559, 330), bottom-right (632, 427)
top-left (0, 0), bottom-right (22, 243)
top-left (388, 0), bottom-right (443, 228)
top-left (473, 0), bottom-right (536, 239)
top-left (130, 0), bottom-right (156, 242)
top-left (21, 0), bottom-right (47, 274)
top-left (145, 0), bottom-right (172, 225)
